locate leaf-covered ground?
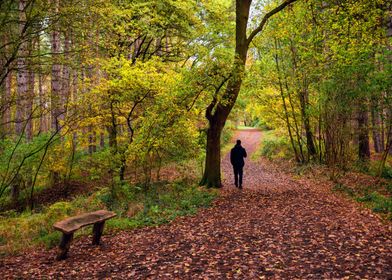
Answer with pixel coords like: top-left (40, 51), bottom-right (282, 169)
top-left (2, 130), bottom-right (391, 279)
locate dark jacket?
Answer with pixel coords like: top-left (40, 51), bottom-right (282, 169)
top-left (230, 144), bottom-right (247, 168)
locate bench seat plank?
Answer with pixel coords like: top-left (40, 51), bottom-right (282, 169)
top-left (53, 210), bottom-right (116, 234)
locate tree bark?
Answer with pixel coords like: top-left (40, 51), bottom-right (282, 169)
top-left (200, 0), bottom-right (251, 188)
top-left (51, 0), bottom-right (62, 132)
top-left (15, 0), bottom-right (28, 136)
top-left (61, 29), bottom-right (71, 124)
top-left (200, 121), bottom-right (224, 187)
top-left (38, 35), bottom-right (47, 133)
top-left (1, 70), bottom-right (11, 137)
top-left (50, 0), bottom-right (62, 185)
top-left (25, 39), bottom-right (35, 141)
top-left (358, 104), bottom-right (370, 161)
top-left (299, 89), bottom-right (317, 158)
top-left (370, 97), bottom-right (382, 153)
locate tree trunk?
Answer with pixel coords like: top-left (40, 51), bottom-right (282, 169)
top-left (61, 29), bottom-right (71, 124)
top-left (200, 0), bottom-right (298, 187)
top-left (38, 35), bottom-right (47, 133)
top-left (285, 79), bottom-right (305, 162)
top-left (50, 0), bottom-right (62, 185)
top-left (2, 70), bottom-right (11, 137)
top-left (51, 0), bottom-right (62, 132)
top-left (370, 97), bottom-right (382, 153)
top-left (200, 0), bottom-right (251, 188)
top-left (200, 121), bottom-right (224, 187)
top-left (26, 39), bottom-right (35, 141)
top-left (273, 38), bottom-right (300, 162)
top-left (15, 0), bottom-right (28, 136)
top-left (358, 105), bottom-right (370, 161)
top-left (299, 89), bottom-right (317, 158)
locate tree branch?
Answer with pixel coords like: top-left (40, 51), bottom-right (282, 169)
top-left (247, 0), bottom-right (298, 46)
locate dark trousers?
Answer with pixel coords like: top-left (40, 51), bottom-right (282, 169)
top-left (233, 166), bottom-right (243, 187)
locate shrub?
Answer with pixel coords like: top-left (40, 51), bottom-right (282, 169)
top-left (256, 131), bottom-right (293, 160)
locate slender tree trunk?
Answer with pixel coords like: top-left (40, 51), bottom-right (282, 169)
top-left (285, 80), bottom-right (305, 162)
top-left (299, 89), bottom-right (317, 158)
top-left (61, 29), bottom-right (71, 124)
top-left (16, 0), bottom-right (28, 136)
top-left (51, 0), bottom-right (62, 132)
top-left (358, 104), bottom-right (370, 161)
top-left (50, 0), bottom-right (62, 185)
top-left (3, 70), bottom-right (12, 136)
top-left (25, 63), bottom-right (34, 141)
top-left (370, 97), bottom-right (382, 153)
top-left (273, 38), bottom-right (300, 162)
top-left (37, 35), bottom-right (47, 133)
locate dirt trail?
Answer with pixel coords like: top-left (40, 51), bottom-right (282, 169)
top-left (2, 130), bottom-right (392, 279)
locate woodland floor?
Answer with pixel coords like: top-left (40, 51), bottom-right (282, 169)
top-left (1, 129), bottom-right (392, 279)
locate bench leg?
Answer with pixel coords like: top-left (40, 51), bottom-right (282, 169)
top-left (57, 232), bottom-right (73, 260)
top-left (92, 221), bottom-right (105, 245)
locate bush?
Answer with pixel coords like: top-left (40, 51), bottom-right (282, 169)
top-left (381, 163), bottom-right (392, 179)
top-left (367, 161), bottom-right (392, 179)
top-left (256, 131), bottom-right (293, 160)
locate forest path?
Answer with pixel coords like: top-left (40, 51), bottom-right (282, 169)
top-left (2, 130), bottom-right (392, 279)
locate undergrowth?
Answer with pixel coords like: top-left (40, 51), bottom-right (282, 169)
top-left (0, 179), bottom-right (217, 256)
top-left (252, 130), bottom-right (293, 160)
top-left (332, 183), bottom-right (392, 221)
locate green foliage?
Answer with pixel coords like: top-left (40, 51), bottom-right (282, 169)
top-left (380, 164), bottom-right (392, 180)
top-left (332, 183), bottom-right (392, 220)
top-left (363, 161), bottom-right (392, 180)
top-left (0, 178), bottom-right (217, 255)
top-left (356, 192), bottom-right (392, 219)
top-left (255, 130), bottom-right (293, 160)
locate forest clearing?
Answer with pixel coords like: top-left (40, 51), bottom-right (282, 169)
top-left (1, 0), bottom-right (392, 279)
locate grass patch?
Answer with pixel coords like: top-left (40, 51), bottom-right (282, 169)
top-left (332, 183), bottom-right (392, 221)
top-left (356, 192), bottom-right (392, 218)
top-left (0, 180), bottom-right (218, 256)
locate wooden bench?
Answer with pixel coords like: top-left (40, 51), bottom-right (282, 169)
top-left (53, 210), bottom-right (116, 260)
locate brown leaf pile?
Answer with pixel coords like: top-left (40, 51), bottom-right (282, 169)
top-left (1, 130), bottom-right (391, 279)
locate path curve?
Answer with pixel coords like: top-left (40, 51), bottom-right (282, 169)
top-left (2, 130), bottom-right (392, 279)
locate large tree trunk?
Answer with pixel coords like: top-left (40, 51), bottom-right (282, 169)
top-left (200, 0), bottom-right (251, 188)
top-left (200, 0), bottom-right (297, 187)
top-left (200, 121), bottom-right (224, 187)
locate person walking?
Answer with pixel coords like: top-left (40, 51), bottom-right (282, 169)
top-left (230, 139), bottom-right (247, 189)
